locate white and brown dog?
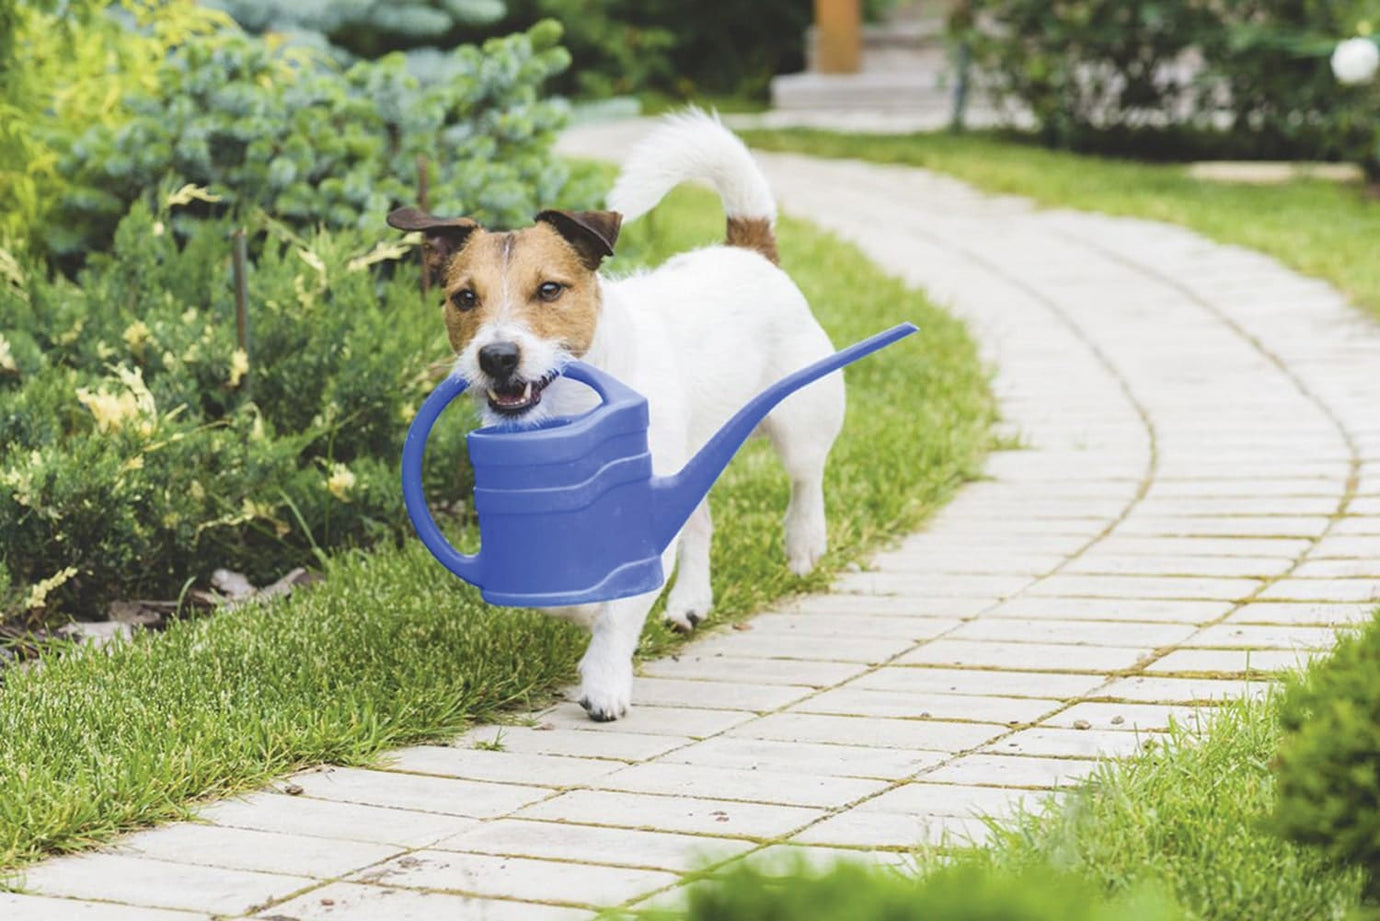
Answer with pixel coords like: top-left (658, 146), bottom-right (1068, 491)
top-left (388, 111), bottom-right (844, 721)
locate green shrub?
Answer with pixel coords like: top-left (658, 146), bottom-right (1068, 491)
top-left (489, 0), bottom-right (677, 98)
top-left (658, 860), bottom-right (1179, 921)
top-left (0, 194), bottom-right (474, 620)
top-left (961, 0), bottom-right (1380, 173)
top-left (55, 19), bottom-right (591, 256)
top-left (1273, 608), bottom-right (1380, 898)
top-left (0, 0), bottom-right (228, 253)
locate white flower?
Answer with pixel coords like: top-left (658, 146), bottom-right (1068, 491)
top-left (122, 320), bottom-right (151, 353)
top-left (228, 348), bottom-right (249, 388)
top-left (25, 566), bottom-right (78, 610)
top-left (1332, 37), bottom-right (1380, 86)
top-left (326, 463), bottom-right (356, 501)
top-left (0, 333), bottom-right (16, 373)
top-left (76, 365), bottom-right (157, 434)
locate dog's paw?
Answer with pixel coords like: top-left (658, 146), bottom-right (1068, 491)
top-left (662, 607), bottom-right (703, 635)
top-left (786, 513), bottom-right (827, 577)
top-left (663, 589), bottom-right (713, 635)
top-left (787, 542), bottom-right (826, 577)
top-left (578, 686), bottom-right (631, 722)
top-left (577, 654), bottom-right (633, 722)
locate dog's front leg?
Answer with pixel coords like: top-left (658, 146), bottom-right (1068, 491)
top-left (577, 591), bottom-right (657, 721)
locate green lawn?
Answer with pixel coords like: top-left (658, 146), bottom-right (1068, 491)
top-left (739, 129), bottom-right (1380, 320)
top-left (947, 691), bottom-right (1368, 920)
top-left (0, 183), bottom-right (993, 873)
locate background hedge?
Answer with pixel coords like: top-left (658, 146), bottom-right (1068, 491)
top-left (960, 0), bottom-right (1380, 175)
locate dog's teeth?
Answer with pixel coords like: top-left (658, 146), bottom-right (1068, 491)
top-left (522, 381), bottom-right (532, 401)
top-left (487, 388), bottom-right (501, 402)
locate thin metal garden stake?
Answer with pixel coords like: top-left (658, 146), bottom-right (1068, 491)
top-left (951, 40), bottom-right (972, 133)
top-left (231, 227), bottom-right (251, 397)
top-left (418, 154), bottom-right (431, 297)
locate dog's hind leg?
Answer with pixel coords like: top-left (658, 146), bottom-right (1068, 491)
top-left (766, 382), bottom-right (844, 576)
top-left (665, 499), bottom-right (713, 633)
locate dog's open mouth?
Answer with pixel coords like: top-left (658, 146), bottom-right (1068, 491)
top-left (485, 372), bottom-right (557, 416)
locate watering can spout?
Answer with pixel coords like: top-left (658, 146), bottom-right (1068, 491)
top-left (649, 322), bottom-right (919, 551)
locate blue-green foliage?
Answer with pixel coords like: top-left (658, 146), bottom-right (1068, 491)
top-left (54, 20), bottom-right (594, 255)
top-left (1274, 608), bottom-right (1380, 898)
top-left (658, 861), bottom-right (1180, 921)
top-left (207, 0), bottom-right (507, 60)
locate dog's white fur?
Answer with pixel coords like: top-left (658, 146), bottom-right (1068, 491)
top-left (463, 112), bottom-right (844, 720)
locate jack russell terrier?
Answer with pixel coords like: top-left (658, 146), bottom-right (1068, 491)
top-left (387, 111), bottom-right (843, 721)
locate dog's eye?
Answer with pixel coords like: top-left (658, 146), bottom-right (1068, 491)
top-left (537, 281), bottom-right (564, 303)
top-left (450, 289), bottom-right (478, 311)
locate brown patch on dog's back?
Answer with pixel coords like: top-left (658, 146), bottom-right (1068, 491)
top-left (438, 224), bottom-right (602, 356)
top-left (726, 216), bottom-right (778, 265)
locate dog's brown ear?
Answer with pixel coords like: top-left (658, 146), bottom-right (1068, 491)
top-left (387, 207), bottom-right (481, 285)
top-left (535, 209), bottom-right (622, 270)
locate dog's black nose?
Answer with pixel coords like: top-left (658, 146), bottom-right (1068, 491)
top-left (478, 342), bottom-right (521, 379)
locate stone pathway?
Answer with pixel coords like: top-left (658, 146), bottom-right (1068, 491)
top-left (8, 123), bottom-right (1380, 920)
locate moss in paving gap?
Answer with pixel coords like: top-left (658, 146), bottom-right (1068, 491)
top-left (739, 129), bottom-right (1380, 322)
top-left (0, 181), bottom-right (994, 873)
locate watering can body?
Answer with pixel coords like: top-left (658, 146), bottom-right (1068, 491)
top-left (401, 322), bottom-right (918, 608)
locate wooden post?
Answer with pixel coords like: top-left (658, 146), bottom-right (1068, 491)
top-left (417, 154), bottom-right (431, 297)
top-left (814, 0), bottom-right (861, 74)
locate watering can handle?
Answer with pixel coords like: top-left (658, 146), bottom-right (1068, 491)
top-left (401, 373), bottom-right (483, 583)
top-left (558, 360), bottom-right (645, 410)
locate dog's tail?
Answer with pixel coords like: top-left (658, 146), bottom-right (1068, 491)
top-left (607, 109), bottom-right (779, 265)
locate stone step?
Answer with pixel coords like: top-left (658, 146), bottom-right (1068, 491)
top-left (771, 70), bottom-right (955, 113)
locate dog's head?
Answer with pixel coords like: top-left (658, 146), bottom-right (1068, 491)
top-left (387, 207), bottom-right (622, 424)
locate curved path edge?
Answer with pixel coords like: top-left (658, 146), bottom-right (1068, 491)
top-left (6, 121), bottom-right (1379, 921)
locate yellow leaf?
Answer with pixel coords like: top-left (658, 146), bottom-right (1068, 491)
top-left (165, 183), bottom-right (223, 208)
top-left (347, 239), bottom-right (414, 272)
top-left (297, 247), bottom-right (328, 278)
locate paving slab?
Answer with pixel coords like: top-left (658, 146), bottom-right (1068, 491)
top-left (19, 853), bottom-right (314, 916)
top-left (846, 666), bottom-right (1104, 699)
top-left (259, 883), bottom-right (594, 921)
top-left (435, 818), bottom-right (752, 871)
top-left (198, 793), bottom-right (481, 847)
top-left (790, 811), bottom-right (992, 849)
top-left (17, 121), bottom-right (1377, 918)
top-left (655, 735), bottom-right (945, 780)
top-left (514, 789), bottom-right (823, 839)
top-left (0, 893), bottom-right (209, 921)
top-left (283, 767), bottom-right (552, 819)
top-left (110, 824), bottom-right (398, 879)
top-left (349, 850), bottom-right (678, 908)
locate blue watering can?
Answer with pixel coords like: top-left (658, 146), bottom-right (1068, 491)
top-left (401, 322), bottom-right (918, 607)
